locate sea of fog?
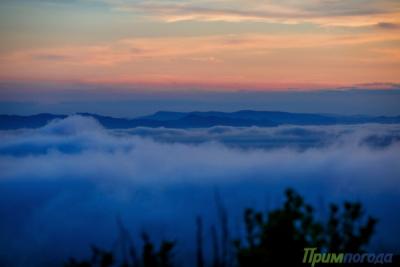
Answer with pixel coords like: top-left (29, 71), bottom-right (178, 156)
top-left (0, 116), bottom-right (400, 266)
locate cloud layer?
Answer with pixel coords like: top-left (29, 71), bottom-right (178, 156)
top-left (21, 0), bottom-right (400, 27)
top-left (115, 0), bottom-right (400, 27)
top-left (0, 116), bottom-right (400, 266)
top-left (1, 0), bottom-right (399, 86)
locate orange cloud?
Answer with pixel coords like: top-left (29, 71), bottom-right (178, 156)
top-left (1, 31), bottom-right (399, 87)
top-left (114, 0), bottom-right (400, 27)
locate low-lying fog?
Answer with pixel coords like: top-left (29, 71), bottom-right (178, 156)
top-left (1, 116), bottom-right (399, 266)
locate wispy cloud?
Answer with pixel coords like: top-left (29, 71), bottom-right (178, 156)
top-left (23, 0), bottom-right (399, 27)
top-left (1, 31), bottom-right (399, 85)
top-left (1, 0), bottom-right (399, 89)
top-left (109, 0), bottom-right (400, 27)
top-left (376, 22), bottom-right (400, 30)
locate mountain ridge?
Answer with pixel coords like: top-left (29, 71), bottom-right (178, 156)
top-left (1, 110), bottom-right (400, 130)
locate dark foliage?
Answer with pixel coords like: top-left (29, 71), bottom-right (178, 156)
top-left (65, 188), bottom-right (377, 267)
top-left (65, 233), bottom-right (175, 267)
top-left (233, 189), bottom-right (377, 267)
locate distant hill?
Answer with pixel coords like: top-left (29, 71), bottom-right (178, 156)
top-left (0, 114), bottom-right (67, 130)
top-left (1, 111), bottom-right (400, 130)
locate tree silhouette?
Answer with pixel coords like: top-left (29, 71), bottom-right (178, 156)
top-left (234, 188), bottom-right (377, 267)
top-left (65, 233), bottom-right (175, 267)
top-left (65, 188), bottom-right (378, 267)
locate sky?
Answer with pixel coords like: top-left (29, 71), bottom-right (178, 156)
top-left (0, 0), bottom-right (400, 115)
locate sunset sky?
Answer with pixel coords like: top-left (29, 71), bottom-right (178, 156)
top-left (1, 0), bottom-right (400, 86)
top-left (1, 0), bottom-right (400, 115)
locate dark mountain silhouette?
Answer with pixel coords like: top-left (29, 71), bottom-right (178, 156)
top-left (138, 111), bottom-right (187, 121)
top-left (0, 113), bottom-right (67, 130)
top-left (1, 111), bottom-right (400, 130)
